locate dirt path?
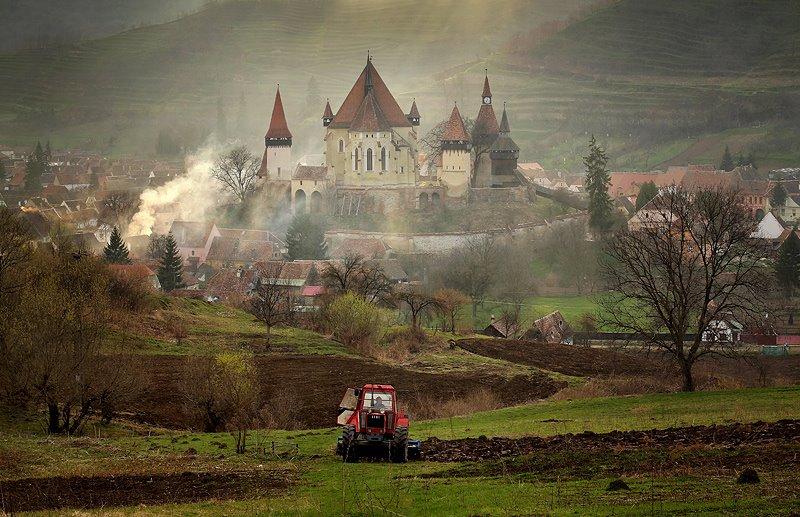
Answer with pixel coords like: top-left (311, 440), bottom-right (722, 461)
top-left (422, 419), bottom-right (800, 462)
top-left (0, 469), bottom-right (291, 513)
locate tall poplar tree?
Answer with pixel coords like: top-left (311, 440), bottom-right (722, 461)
top-left (720, 146), bottom-right (734, 172)
top-left (103, 226), bottom-right (131, 264)
top-left (157, 233), bottom-right (184, 292)
top-left (583, 135), bottom-right (613, 233)
top-left (776, 229), bottom-right (800, 297)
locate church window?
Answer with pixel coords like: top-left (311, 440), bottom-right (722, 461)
top-left (380, 147), bottom-right (387, 170)
top-left (338, 139), bottom-right (344, 153)
top-left (366, 148), bottom-right (373, 171)
top-left (352, 148), bottom-right (360, 171)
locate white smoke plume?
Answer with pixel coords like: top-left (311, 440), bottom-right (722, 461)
top-left (127, 145), bottom-right (221, 237)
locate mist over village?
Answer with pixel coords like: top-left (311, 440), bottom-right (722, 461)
top-left (1, 1), bottom-right (800, 514)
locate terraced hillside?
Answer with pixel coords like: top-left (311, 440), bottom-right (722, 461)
top-left (475, 0), bottom-right (800, 170)
top-left (0, 0), bottom-right (590, 154)
top-left (1, 0), bottom-right (798, 171)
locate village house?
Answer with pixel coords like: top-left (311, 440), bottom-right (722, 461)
top-left (525, 311), bottom-right (574, 344)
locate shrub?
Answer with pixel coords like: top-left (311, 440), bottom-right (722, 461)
top-left (325, 293), bottom-right (391, 352)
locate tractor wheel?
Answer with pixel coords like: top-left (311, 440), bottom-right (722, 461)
top-left (341, 425), bottom-right (359, 463)
top-left (391, 426), bottom-right (408, 463)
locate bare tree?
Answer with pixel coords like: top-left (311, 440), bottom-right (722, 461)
top-left (321, 253), bottom-right (392, 303)
top-left (101, 191), bottom-right (140, 227)
top-left (599, 188), bottom-right (771, 391)
top-left (441, 236), bottom-right (498, 320)
top-left (393, 286), bottom-right (441, 332)
top-left (211, 145), bottom-right (260, 204)
top-left (434, 288), bottom-right (471, 333)
top-left (250, 262), bottom-right (295, 345)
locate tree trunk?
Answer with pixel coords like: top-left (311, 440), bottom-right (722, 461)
top-left (48, 403), bottom-right (60, 434)
top-left (680, 360), bottom-right (695, 392)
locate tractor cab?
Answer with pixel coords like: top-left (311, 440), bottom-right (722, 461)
top-left (336, 384), bottom-right (420, 462)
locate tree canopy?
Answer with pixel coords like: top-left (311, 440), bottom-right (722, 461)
top-left (157, 233), bottom-right (183, 291)
top-left (103, 226), bottom-right (131, 264)
top-left (285, 213), bottom-right (327, 260)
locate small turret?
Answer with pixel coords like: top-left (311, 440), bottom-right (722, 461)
top-left (407, 99), bottom-right (420, 126)
top-left (322, 99), bottom-right (333, 127)
top-left (264, 85), bottom-right (292, 148)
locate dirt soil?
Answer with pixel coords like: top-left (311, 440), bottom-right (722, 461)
top-left (457, 338), bottom-right (662, 377)
top-left (422, 419), bottom-right (800, 462)
top-left (0, 469), bottom-right (291, 513)
top-left (130, 354), bottom-right (565, 430)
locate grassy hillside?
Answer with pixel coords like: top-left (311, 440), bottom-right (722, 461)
top-left (0, 0), bottom-right (590, 155)
top-left (443, 0), bottom-right (800, 171)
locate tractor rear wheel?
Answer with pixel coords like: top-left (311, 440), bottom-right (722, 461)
top-left (341, 425), bottom-right (359, 463)
top-left (391, 426), bottom-right (408, 463)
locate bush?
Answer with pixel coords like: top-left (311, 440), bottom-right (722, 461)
top-left (407, 389), bottom-right (501, 420)
top-left (324, 293), bottom-right (392, 353)
top-left (550, 375), bottom-right (676, 400)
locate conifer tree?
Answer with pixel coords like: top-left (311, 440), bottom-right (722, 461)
top-left (157, 233), bottom-right (184, 292)
top-left (770, 183), bottom-right (788, 207)
top-left (285, 213), bottom-right (327, 260)
top-left (720, 145), bottom-right (734, 171)
top-left (24, 141), bottom-right (48, 192)
top-left (776, 228), bottom-right (800, 297)
top-left (103, 226), bottom-right (131, 264)
top-left (635, 181), bottom-right (659, 211)
top-left (583, 135), bottom-right (613, 233)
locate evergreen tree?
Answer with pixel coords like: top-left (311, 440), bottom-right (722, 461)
top-left (103, 226), bottom-right (131, 264)
top-left (635, 181), bottom-right (659, 211)
top-left (24, 141), bottom-right (48, 192)
top-left (285, 213), bottom-right (327, 260)
top-left (771, 183), bottom-right (788, 207)
top-left (776, 228), bottom-right (800, 296)
top-left (583, 135), bottom-right (613, 232)
top-left (157, 233), bottom-right (184, 292)
top-left (720, 145), bottom-right (734, 171)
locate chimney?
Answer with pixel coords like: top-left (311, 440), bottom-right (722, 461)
top-left (490, 315), bottom-right (495, 323)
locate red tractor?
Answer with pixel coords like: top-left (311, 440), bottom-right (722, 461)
top-left (335, 384), bottom-right (420, 462)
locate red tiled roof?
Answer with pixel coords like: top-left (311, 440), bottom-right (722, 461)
top-left (265, 86), bottom-right (292, 140)
top-left (441, 105), bottom-right (469, 142)
top-left (349, 89), bottom-right (391, 132)
top-left (482, 75), bottom-right (492, 98)
top-left (300, 285), bottom-right (325, 297)
top-left (330, 237), bottom-right (389, 259)
top-left (322, 100), bottom-right (333, 118)
top-left (472, 104), bottom-right (499, 144)
top-left (330, 60), bottom-right (411, 129)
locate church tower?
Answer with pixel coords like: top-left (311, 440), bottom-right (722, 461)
top-left (489, 103), bottom-right (520, 186)
top-left (440, 103), bottom-right (471, 199)
top-left (259, 85), bottom-right (293, 181)
top-left (471, 72), bottom-right (500, 188)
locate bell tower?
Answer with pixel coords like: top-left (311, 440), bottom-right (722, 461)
top-left (440, 103), bottom-right (472, 199)
top-left (259, 84), bottom-right (293, 181)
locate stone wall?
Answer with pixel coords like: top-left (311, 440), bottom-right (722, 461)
top-left (325, 213), bottom-right (586, 255)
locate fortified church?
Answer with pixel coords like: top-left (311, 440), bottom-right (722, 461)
top-left (258, 57), bottom-right (522, 214)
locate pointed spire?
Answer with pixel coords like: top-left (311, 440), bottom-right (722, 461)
top-left (408, 99), bottom-right (420, 118)
top-left (499, 102), bottom-right (510, 133)
top-left (482, 69), bottom-right (492, 99)
top-left (265, 84), bottom-right (292, 142)
top-left (442, 103), bottom-right (470, 142)
top-left (323, 99), bottom-right (333, 118)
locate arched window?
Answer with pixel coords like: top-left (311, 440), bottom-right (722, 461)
top-left (352, 148), bottom-right (360, 171)
top-left (338, 139), bottom-right (344, 153)
top-left (380, 147), bottom-right (387, 171)
top-left (366, 148), bottom-right (373, 171)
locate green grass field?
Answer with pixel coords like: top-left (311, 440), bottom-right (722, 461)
top-left (471, 294), bottom-right (601, 330)
top-left (3, 387), bottom-right (799, 515)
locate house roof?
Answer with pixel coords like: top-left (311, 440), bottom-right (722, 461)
top-left (265, 86), bottom-right (292, 140)
top-left (329, 59), bottom-right (411, 130)
top-left (169, 220), bottom-right (216, 248)
top-left (206, 268), bottom-right (258, 296)
top-left (300, 285), bottom-right (325, 297)
top-left (292, 165), bottom-right (328, 181)
top-left (206, 236), bottom-right (275, 263)
top-left (329, 237), bottom-right (389, 259)
top-left (441, 104), bottom-right (470, 142)
top-left (369, 258), bottom-right (407, 281)
top-left (19, 210), bottom-right (51, 239)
